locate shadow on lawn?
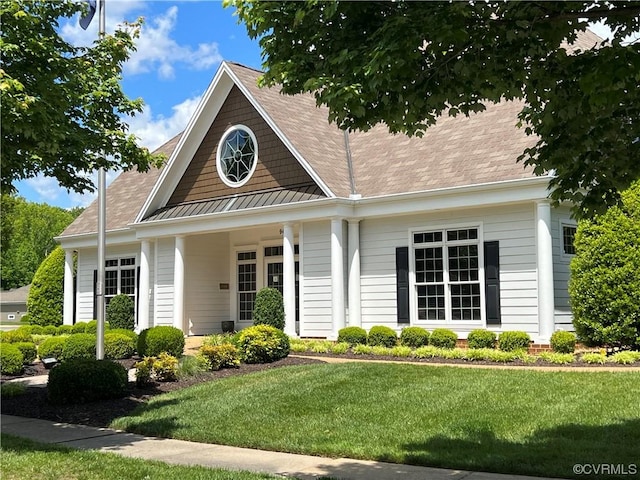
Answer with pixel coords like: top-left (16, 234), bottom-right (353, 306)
top-left (388, 419), bottom-right (640, 480)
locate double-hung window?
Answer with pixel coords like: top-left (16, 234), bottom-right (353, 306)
top-left (104, 257), bottom-right (136, 307)
top-left (237, 251), bottom-right (257, 321)
top-left (413, 227), bottom-right (482, 322)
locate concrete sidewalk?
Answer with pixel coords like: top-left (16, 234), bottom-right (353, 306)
top-left (1, 414), bottom-right (563, 480)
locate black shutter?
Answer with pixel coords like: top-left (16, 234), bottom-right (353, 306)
top-left (92, 270), bottom-right (97, 321)
top-left (484, 241), bottom-right (501, 325)
top-left (396, 246), bottom-right (410, 324)
top-left (136, 266), bottom-right (141, 326)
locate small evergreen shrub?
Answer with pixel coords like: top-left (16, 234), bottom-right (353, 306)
top-left (71, 322), bottom-right (88, 334)
top-left (62, 333), bottom-right (96, 361)
top-left (84, 320), bottom-right (110, 334)
top-left (18, 325), bottom-right (43, 335)
top-left (550, 330), bottom-right (577, 353)
top-left (235, 325), bottom-right (290, 363)
top-left (13, 342), bottom-right (37, 364)
top-left (26, 246), bottom-right (65, 327)
top-left (337, 326), bottom-right (368, 346)
top-left (430, 328), bottom-right (458, 349)
top-left (108, 328), bottom-right (138, 343)
top-left (106, 294), bottom-right (135, 330)
top-left (399, 326), bottom-right (430, 348)
top-left (252, 287), bottom-right (285, 330)
top-left (137, 326), bottom-right (185, 358)
top-left (153, 352), bottom-right (179, 382)
top-left (42, 325), bottom-right (58, 335)
top-left (1, 344), bottom-right (24, 375)
top-left (467, 329), bottom-right (497, 349)
top-left (57, 325), bottom-right (73, 335)
top-left (38, 336), bottom-right (66, 360)
top-left (47, 359), bottom-right (127, 405)
top-left (367, 326), bottom-right (398, 347)
top-left (0, 329), bottom-right (33, 344)
top-left (499, 331), bottom-right (531, 352)
top-left (198, 344), bottom-right (240, 370)
top-left (104, 332), bottom-right (135, 360)
top-left (134, 357), bottom-right (155, 387)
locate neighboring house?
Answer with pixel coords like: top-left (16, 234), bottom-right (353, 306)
top-left (0, 285), bottom-right (30, 323)
top-left (57, 60), bottom-right (582, 343)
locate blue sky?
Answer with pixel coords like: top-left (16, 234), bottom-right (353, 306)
top-left (16, 0), bottom-right (263, 209)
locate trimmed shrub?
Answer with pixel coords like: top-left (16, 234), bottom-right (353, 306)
top-left (13, 342), bottom-right (37, 364)
top-left (252, 287), bottom-right (285, 330)
top-left (498, 331), bottom-right (531, 352)
top-left (199, 344), bottom-right (240, 370)
top-left (467, 329), bottom-right (497, 349)
top-left (62, 333), bottom-right (96, 361)
top-left (71, 322), bottom-right (88, 334)
top-left (57, 325), bottom-right (73, 335)
top-left (137, 326), bottom-right (185, 358)
top-left (84, 320), bottom-right (110, 334)
top-left (570, 181), bottom-right (640, 350)
top-left (42, 325), bottom-right (57, 335)
top-left (38, 336), bottom-right (66, 360)
top-left (367, 326), bottom-right (398, 348)
top-left (106, 294), bottom-right (135, 330)
top-left (104, 332), bottom-right (135, 360)
top-left (430, 328), bottom-right (458, 349)
top-left (550, 330), bottom-right (577, 354)
top-left (152, 352), bottom-right (179, 382)
top-left (337, 326), bottom-right (367, 346)
top-left (26, 246), bottom-right (65, 327)
top-left (399, 326), bottom-right (430, 348)
top-left (47, 359), bottom-right (127, 405)
top-left (18, 325), bottom-right (43, 335)
top-left (0, 329), bottom-right (33, 344)
top-left (236, 325), bottom-right (290, 363)
top-left (1, 344), bottom-right (24, 375)
top-left (135, 357), bottom-right (155, 387)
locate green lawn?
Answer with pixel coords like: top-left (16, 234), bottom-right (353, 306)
top-left (0, 434), bottom-right (289, 480)
top-left (111, 363), bottom-right (640, 479)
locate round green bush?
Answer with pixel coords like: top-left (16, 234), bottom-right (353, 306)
top-left (26, 246), bottom-right (65, 327)
top-left (18, 325), bottom-right (43, 335)
top-left (498, 331), bottom-right (531, 352)
top-left (62, 333), bottom-right (96, 361)
top-left (569, 181), bottom-right (640, 349)
top-left (137, 326), bottom-right (185, 358)
top-left (467, 329), bottom-right (497, 349)
top-left (399, 326), bottom-right (430, 348)
top-left (57, 325), bottom-right (73, 335)
top-left (84, 320), bottom-right (110, 334)
top-left (106, 294), bottom-right (135, 330)
top-left (38, 336), bottom-right (66, 360)
top-left (104, 332), bottom-right (135, 360)
top-left (252, 287), bottom-right (285, 330)
top-left (13, 342), bottom-right (37, 364)
top-left (47, 359), bottom-right (128, 405)
top-left (337, 326), bottom-right (368, 346)
top-left (1, 344), bottom-right (24, 375)
top-left (109, 328), bottom-right (138, 343)
top-left (550, 330), bottom-right (577, 354)
top-left (367, 326), bottom-right (398, 347)
top-left (430, 328), bottom-right (458, 349)
top-left (0, 328), bottom-right (33, 344)
top-left (236, 325), bottom-right (290, 363)
top-left (42, 325), bottom-right (57, 335)
top-left (71, 322), bottom-right (88, 334)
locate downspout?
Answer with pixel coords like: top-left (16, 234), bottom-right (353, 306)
top-left (343, 129), bottom-right (361, 199)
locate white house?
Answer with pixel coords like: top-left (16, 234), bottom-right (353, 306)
top-left (57, 60), bottom-right (581, 344)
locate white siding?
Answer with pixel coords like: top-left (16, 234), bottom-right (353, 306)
top-left (154, 237), bottom-right (175, 326)
top-left (552, 206), bottom-right (576, 330)
top-left (300, 221), bottom-right (333, 337)
top-left (185, 233), bottom-right (231, 335)
top-left (359, 204), bottom-right (540, 337)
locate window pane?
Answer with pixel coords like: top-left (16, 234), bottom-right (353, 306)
top-left (105, 270), bottom-right (118, 296)
top-left (120, 258), bottom-right (135, 266)
top-left (450, 283), bottom-right (482, 321)
top-left (563, 226), bottom-right (577, 255)
top-left (105, 259), bottom-right (118, 267)
top-left (121, 268), bottom-right (136, 295)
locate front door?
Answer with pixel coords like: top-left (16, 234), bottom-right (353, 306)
top-left (265, 259), bottom-right (300, 325)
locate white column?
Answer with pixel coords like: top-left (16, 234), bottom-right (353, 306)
top-left (138, 240), bottom-right (151, 333)
top-left (173, 236), bottom-right (186, 333)
top-left (63, 249), bottom-right (74, 325)
top-left (536, 201), bottom-right (555, 342)
top-left (283, 223), bottom-right (297, 337)
top-left (331, 218), bottom-right (346, 338)
top-left (348, 219), bottom-right (361, 327)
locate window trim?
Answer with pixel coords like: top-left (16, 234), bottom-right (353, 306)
top-left (216, 124), bottom-right (258, 188)
top-left (408, 223), bottom-right (486, 326)
top-left (560, 221), bottom-right (578, 258)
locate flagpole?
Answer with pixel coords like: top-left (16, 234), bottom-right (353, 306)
top-left (96, 0), bottom-right (106, 360)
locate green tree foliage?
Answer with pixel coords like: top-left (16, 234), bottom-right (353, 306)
top-left (106, 294), bottom-right (135, 330)
top-left (0, 195), bottom-right (80, 289)
top-left (27, 246), bottom-right (65, 326)
top-left (0, 0), bottom-right (164, 195)
top-left (252, 287), bottom-right (285, 330)
top-left (569, 181), bottom-right (640, 350)
top-left (228, 1), bottom-right (640, 217)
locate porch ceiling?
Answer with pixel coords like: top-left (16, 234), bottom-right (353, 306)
top-left (141, 183), bottom-right (325, 222)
